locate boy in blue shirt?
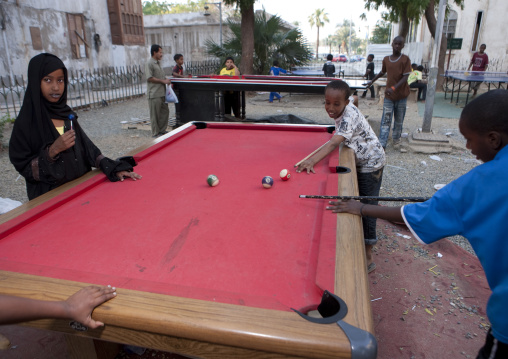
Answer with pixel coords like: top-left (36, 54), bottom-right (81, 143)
top-left (326, 89), bottom-right (508, 359)
top-left (269, 60), bottom-right (287, 103)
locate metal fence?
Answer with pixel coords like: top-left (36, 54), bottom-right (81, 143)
top-left (185, 59), bottom-right (222, 76)
top-left (0, 65), bottom-right (145, 119)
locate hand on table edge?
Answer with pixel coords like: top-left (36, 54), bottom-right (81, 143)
top-left (326, 199), bottom-right (405, 223)
top-left (0, 285), bottom-right (117, 328)
top-left (116, 171), bottom-right (142, 182)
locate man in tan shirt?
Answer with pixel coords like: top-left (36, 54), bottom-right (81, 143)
top-left (365, 36), bottom-right (412, 150)
top-left (146, 45), bottom-right (171, 137)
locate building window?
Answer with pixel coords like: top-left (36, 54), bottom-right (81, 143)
top-left (67, 14), bottom-right (89, 59)
top-left (107, 0), bottom-right (145, 45)
top-left (471, 11), bottom-right (483, 51)
top-left (443, 10), bottom-right (457, 40)
top-left (406, 21), bottom-right (417, 43)
top-left (30, 27), bottom-right (43, 50)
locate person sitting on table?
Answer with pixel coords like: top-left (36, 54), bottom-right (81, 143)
top-left (296, 80), bottom-right (386, 274)
top-left (219, 56), bottom-right (241, 118)
top-left (408, 63), bottom-right (427, 102)
top-left (269, 60), bottom-right (287, 103)
top-left (9, 53), bottom-right (141, 201)
top-left (0, 285), bottom-right (116, 327)
top-left (326, 89), bottom-right (508, 359)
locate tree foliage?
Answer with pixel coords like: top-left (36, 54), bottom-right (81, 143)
top-left (142, 0), bottom-right (208, 15)
top-left (334, 19), bottom-right (361, 55)
top-left (205, 10), bottom-right (312, 74)
top-left (362, 0), bottom-right (464, 38)
top-left (371, 20), bottom-right (390, 44)
top-left (362, 0), bottom-right (465, 89)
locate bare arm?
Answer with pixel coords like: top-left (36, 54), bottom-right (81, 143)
top-left (0, 285), bottom-right (116, 328)
top-left (296, 135), bottom-right (343, 174)
top-left (368, 70), bottom-right (385, 84)
top-left (326, 200), bottom-right (404, 223)
top-left (385, 74), bottom-right (410, 97)
top-left (233, 65), bottom-right (240, 76)
top-left (147, 77), bottom-right (171, 85)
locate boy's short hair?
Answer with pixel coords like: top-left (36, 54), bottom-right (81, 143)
top-left (411, 63), bottom-right (417, 69)
top-left (417, 65), bottom-right (424, 71)
top-left (368, 54), bottom-right (374, 59)
top-left (461, 90), bottom-right (508, 135)
top-left (150, 44), bottom-right (162, 56)
top-left (273, 60), bottom-right (279, 66)
top-left (174, 53), bottom-right (183, 61)
top-left (326, 80), bottom-right (351, 99)
top-left (225, 56), bottom-right (234, 63)
top-left (327, 54), bottom-right (333, 61)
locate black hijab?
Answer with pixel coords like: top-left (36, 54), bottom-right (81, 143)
top-left (9, 53), bottom-right (76, 174)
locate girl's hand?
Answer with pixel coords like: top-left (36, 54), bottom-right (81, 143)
top-left (49, 130), bottom-right (76, 158)
top-left (116, 171), bottom-right (142, 181)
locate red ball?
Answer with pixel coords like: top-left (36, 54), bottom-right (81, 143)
top-left (279, 169), bottom-right (291, 181)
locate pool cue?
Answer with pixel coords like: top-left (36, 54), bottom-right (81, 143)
top-left (294, 141), bottom-right (330, 167)
top-left (299, 195), bottom-right (430, 203)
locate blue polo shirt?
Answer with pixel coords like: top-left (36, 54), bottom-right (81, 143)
top-left (270, 66), bottom-right (287, 76)
top-left (401, 145), bottom-right (508, 344)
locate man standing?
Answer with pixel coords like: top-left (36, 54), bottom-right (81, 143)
top-left (366, 36), bottom-right (412, 150)
top-left (146, 45), bottom-right (171, 137)
top-left (467, 43), bottom-right (488, 97)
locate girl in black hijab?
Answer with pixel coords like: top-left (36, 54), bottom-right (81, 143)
top-left (9, 53), bottom-right (141, 200)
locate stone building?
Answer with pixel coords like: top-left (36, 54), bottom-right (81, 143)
top-left (0, 0), bottom-right (146, 79)
top-left (393, 0), bottom-right (507, 71)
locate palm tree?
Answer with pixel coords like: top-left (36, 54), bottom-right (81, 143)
top-left (325, 35), bottom-right (338, 55)
top-left (308, 9), bottom-right (329, 59)
top-left (205, 10), bottom-right (312, 74)
top-left (224, 0), bottom-right (256, 75)
top-left (335, 19), bottom-right (355, 55)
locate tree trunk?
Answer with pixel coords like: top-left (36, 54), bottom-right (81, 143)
top-left (424, 0), bottom-right (448, 91)
top-left (398, 6), bottom-right (410, 38)
top-left (240, 5), bottom-right (255, 75)
top-left (316, 27), bottom-right (320, 59)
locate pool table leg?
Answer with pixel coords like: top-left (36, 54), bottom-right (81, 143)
top-left (241, 91), bottom-right (246, 119)
top-left (65, 334), bottom-right (121, 359)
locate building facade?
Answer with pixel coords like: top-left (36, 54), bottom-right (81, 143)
top-left (393, 0), bottom-right (507, 71)
top-left (0, 0), bottom-right (146, 79)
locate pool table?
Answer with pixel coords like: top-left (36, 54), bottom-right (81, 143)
top-left (0, 122), bottom-right (375, 358)
top-left (171, 75), bottom-right (366, 124)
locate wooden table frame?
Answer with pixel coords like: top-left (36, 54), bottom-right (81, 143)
top-left (0, 122), bottom-right (375, 359)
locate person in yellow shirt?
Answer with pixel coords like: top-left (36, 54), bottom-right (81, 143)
top-left (219, 57), bottom-right (241, 118)
top-left (407, 63), bottom-right (427, 102)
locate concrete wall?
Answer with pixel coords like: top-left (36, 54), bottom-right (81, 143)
top-left (143, 12), bottom-right (226, 68)
top-left (0, 0), bottom-right (147, 79)
top-left (392, 0), bottom-right (507, 71)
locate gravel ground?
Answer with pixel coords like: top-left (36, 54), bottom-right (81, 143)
top-left (0, 92), bottom-right (478, 254)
